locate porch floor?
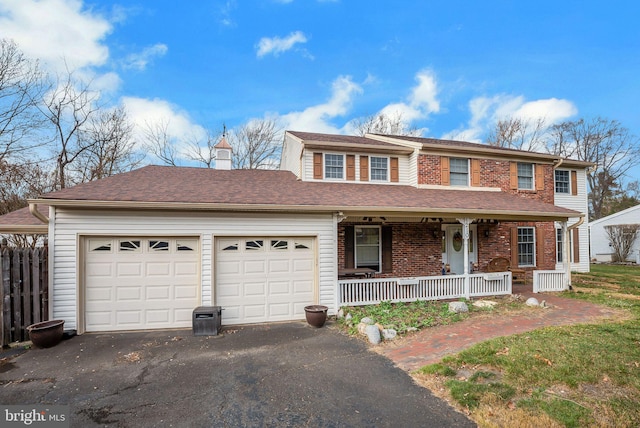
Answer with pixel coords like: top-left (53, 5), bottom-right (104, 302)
top-left (378, 291), bottom-right (623, 371)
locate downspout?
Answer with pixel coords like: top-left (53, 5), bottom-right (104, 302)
top-left (553, 158), bottom-right (564, 169)
top-left (29, 202), bottom-right (49, 224)
top-left (565, 217), bottom-right (585, 290)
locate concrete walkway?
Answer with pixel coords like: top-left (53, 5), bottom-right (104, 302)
top-left (378, 292), bottom-right (625, 371)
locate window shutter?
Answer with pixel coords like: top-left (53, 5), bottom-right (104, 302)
top-left (441, 157), bottom-right (450, 186)
top-left (471, 159), bottom-right (481, 187)
top-left (535, 164), bottom-right (545, 191)
top-left (510, 227), bottom-right (519, 267)
top-left (344, 225), bottom-right (354, 269)
top-left (360, 156), bottom-right (369, 181)
top-left (390, 157), bottom-right (399, 182)
top-left (382, 226), bottom-right (393, 273)
top-left (313, 153), bottom-right (323, 179)
top-left (571, 171), bottom-right (578, 196)
top-left (536, 227), bottom-right (545, 267)
top-left (346, 155), bottom-right (355, 181)
top-left (572, 229), bottom-right (580, 263)
top-left (510, 162), bottom-right (518, 189)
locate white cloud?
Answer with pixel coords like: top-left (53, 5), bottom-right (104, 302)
top-left (121, 96), bottom-right (206, 160)
top-left (256, 31), bottom-right (308, 58)
top-left (444, 94), bottom-right (577, 143)
top-left (279, 75), bottom-right (362, 133)
top-left (123, 43), bottom-right (168, 71)
top-left (0, 0), bottom-right (112, 72)
top-left (349, 69), bottom-right (440, 134)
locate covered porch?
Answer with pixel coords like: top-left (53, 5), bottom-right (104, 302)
top-left (336, 211), bottom-right (581, 307)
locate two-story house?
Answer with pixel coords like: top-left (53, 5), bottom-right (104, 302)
top-left (0, 131), bottom-right (590, 334)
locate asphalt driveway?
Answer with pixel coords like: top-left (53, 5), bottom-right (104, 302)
top-left (0, 322), bottom-right (474, 427)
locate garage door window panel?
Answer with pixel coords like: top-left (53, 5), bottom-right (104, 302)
top-left (149, 240), bottom-right (169, 251)
top-left (177, 240), bottom-right (196, 251)
top-left (119, 240), bottom-right (141, 252)
top-left (246, 240), bottom-right (264, 250)
top-left (271, 240), bottom-right (288, 250)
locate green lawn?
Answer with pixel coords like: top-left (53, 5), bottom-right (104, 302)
top-left (415, 264), bottom-right (640, 428)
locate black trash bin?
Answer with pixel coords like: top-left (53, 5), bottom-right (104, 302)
top-left (192, 306), bottom-right (222, 336)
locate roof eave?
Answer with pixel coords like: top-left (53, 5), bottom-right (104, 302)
top-left (302, 140), bottom-right (414, 154)
top-left (32, 198), bottom-right (580, 222)
top-left (0, 225), bottom-right (48, 234)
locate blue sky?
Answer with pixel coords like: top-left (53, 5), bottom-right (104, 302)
top-left (1, 0), bottom-right (639, 180)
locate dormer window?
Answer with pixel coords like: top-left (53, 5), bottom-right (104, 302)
top-left (370, 157), bottom-right (388, 181)
top-left (325, 154), bottom-right (344, 179)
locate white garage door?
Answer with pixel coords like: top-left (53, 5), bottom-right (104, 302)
top-left (216, 237), bottom-right (316, 324)
top-left (84, 237), bottom-right (200, 332)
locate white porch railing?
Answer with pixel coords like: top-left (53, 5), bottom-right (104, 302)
top-left (338, 272), bottom-right (512, 307)
top-left (533, 270), bottom-right (568, 293)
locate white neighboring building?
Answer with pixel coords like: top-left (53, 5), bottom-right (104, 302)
top-left (589, 204), bottom-right (640, 263)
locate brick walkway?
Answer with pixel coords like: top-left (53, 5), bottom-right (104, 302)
top-left (378, 291), bottom-right (625, 371)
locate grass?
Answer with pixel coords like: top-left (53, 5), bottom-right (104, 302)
top-left (413, 263), bottom-right (640, 427)
top-left (336, 298), bottom-right (517, 336)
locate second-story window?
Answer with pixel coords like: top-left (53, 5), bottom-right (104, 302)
top-left (555, 170), bottom-right (570, 194)
top-left (325, 154), bottom-right (344, 179)
top-left (450, 158), bottom-right (469, 186)
top-left (370, 157), bottom-right (388, 181)
top-left (517, 163), bottom-right (534, 190)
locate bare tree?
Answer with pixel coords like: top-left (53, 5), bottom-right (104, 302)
top-left (72, 106), bottom-right (143, 181)
top-left (486, 117), bottom-right (547, 151)
top-left (231, 119), bottom-right (281, 169)
top-left (141, 119), bottom-right (179, 166)
top-left (40, 70), bottom-right (100, 189)
top-left (185, 129), bottom-right (223, 168)
top-left (547, 117), bottom-right (640, 220)
top-left (0, 39), bottom-right (46, 163)
top-left (0, 159), bottom-right (50, 215)
top-left (605, 224), bottom-right (640, 262)
top-left (352, 112), bottom-right (421, 137)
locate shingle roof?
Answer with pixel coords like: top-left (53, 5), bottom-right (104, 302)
top-left (30, 165), bottom-right (578, 220)
top-left (0, 205), bottom-right (49, 233)
top-left (288, 131), bottom-right (402, 148)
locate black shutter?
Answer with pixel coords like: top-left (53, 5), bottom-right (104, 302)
top-left (344, 225), bottom-right (354, 269)
top-left (382, 226), bottom-right (393, 273)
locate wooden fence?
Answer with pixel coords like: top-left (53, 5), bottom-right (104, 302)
top-left (1, 246), bottom-right (49, 347)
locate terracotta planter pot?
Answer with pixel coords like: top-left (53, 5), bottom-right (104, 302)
top-left (304, 305), bottom-right (328, 328)
top-left (27, 320), bottom-right (65, 348)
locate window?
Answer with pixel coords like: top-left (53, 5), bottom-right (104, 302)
top-left (177, 240), bottom-right (196, 251)
top-left (245, 240), bottom-right (264, 250)
top-left (556, 228), bottom-right (564, 263)
top-left (119, 240), bottom-right (141, 252)
top-left (517, 163), bottom-right (534, 190)
top-left (555, 170), bottom-right (570, 194)
top-left (355, 226), bottom-right (380, 271)
top-left (517, 227), bottom-right (535, 266)
top-left (324, 154), bottom-right (344, 179)
top-left (149, 240), bottom-right (169, 251)
top-left (450, 158), bottom-right (469, 186)
top-left (370, 157), bottom-right (388, 181)
top-left (271, 240), bottom-right (288, 250)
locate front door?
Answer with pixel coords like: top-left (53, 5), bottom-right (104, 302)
top-left (445, 225), bottom-right (477, 274)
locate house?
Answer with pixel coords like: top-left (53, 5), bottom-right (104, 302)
top-left (589, 204), bottom-right (640, 263)
top-left (0, 131), bottom-right (591, 334)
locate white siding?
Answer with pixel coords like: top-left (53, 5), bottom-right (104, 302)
top-left (280, 134), bottom-right (303, 178)
top-left (554, 168), bottom-right (590, 272)
top-left (590, 204), bottom-right (640, 263)
top-left (302, 150), bottom-right (412, 185)
top-left (50, 208), bottom-right (335, 330)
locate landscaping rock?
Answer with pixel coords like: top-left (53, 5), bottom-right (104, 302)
top-left (382, 329), bottom-right (397, 340)
top-left (337, 308), bottom-right (344, 319)
top-left (525, 297), bottom-right (540, 307)
top-left (448, 301), bottom-right (469, 313)
top-left (375, 323), bottom-right (384, 332)
top-left (345, 313), bottom-right (352, 322)
top-left (357, 322), bottom-right (368, 335)
top-left (365, 325), bottom-right (381, 344)
top-left (361, 317), bottom-right (374, 325)
top-left (472, 300), bottom-right (497, 308)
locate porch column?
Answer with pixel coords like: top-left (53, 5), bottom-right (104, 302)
top-left (456, 218), bottom-right (474, 299)
top-left (562, 221), bottom-right (569, 289)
